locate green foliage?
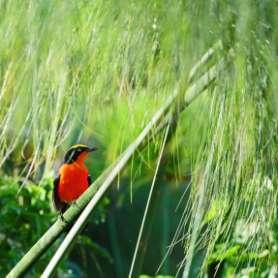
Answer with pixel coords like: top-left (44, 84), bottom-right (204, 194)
top-left (0, 0), bottom-right (277, 277)
top-left (0, 176), bottom-right (53, 275)
top-left (0, 176), bottom-right (111, 276)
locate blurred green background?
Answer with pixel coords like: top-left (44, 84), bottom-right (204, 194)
top-left (0, 0), bottom-right (277, 277)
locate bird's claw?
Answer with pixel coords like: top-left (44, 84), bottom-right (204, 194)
top-left (59, 213), bottom-right (70, 225)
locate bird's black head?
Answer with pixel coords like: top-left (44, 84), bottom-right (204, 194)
top-left (64, 144), bottom-right (97, 164)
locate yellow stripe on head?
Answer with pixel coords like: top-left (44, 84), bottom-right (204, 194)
top-left (68, 144), bottom-right (89, 151)
top-left (64, 144), bottom-right (90, 163)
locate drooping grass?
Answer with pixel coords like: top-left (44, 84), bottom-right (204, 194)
top-left (0, 0), bottom-right (191, 180)
top-left (0, 0), bottom-right (277, 277)
top-left (163, 1), bottom-right (278, 275)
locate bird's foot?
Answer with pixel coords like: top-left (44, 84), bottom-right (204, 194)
top-left (59, 213), bottom-right (70, 225)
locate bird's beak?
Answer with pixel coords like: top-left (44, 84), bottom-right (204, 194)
top-left (88, 147), bottom-right (98, 152)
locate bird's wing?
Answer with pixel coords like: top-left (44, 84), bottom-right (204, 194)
top-left (52, 176), bottom-right (68, 213)
top-left (87, 175), bottom-right (92, 186)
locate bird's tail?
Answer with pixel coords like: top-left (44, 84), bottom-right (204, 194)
top-left (52, 176), bottom-right (69, 213)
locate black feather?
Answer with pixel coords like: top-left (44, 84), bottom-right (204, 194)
top-left (87, 175), bottom-right (92, 186)
top-left (52, 176), bottom-right (68, 213)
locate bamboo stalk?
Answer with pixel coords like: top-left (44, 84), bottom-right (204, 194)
top-left (7, 89), bottom-right (178, 278)
top-left (41, 56), bottom-right (226, 277)
top-left (7, 44), bottom-right (227, 278)
top-left (188, 40), bottom-right (223, 83)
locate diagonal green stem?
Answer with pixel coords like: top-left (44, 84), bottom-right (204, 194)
top-left (7, 44), bottom-right (228, 278)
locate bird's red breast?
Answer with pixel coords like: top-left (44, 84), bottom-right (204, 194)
top-left (57, 162), bottom-right (89, 203)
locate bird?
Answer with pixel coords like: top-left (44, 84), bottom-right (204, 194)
top-left (53, 144), bottom-right (97, 216)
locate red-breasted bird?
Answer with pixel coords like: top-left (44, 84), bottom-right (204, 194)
top-left (53, 144), bottom-right (97, 214)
